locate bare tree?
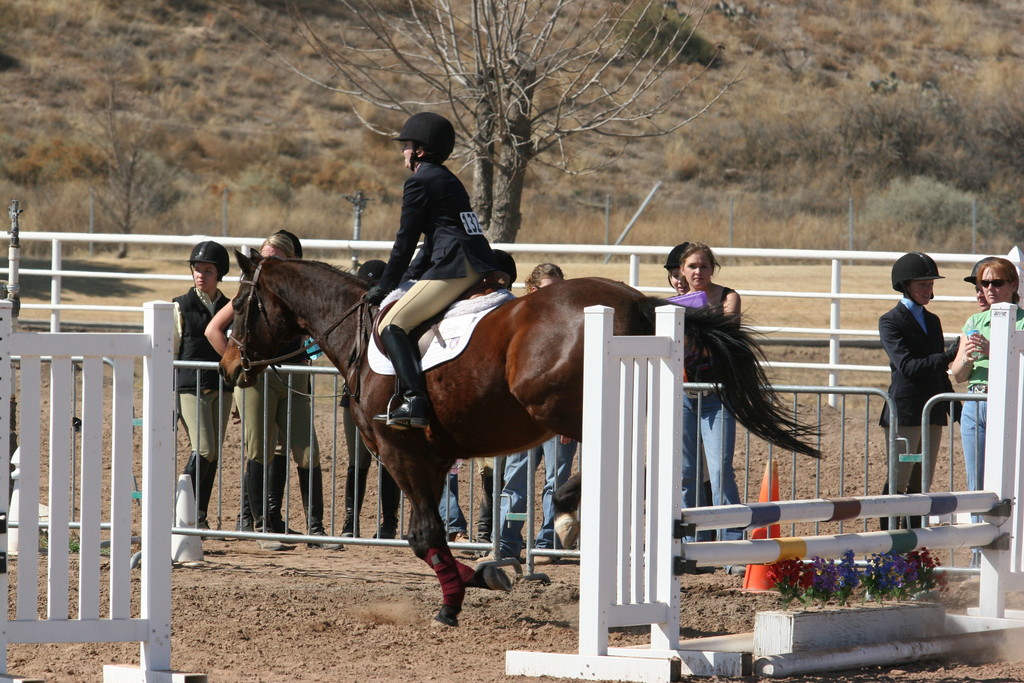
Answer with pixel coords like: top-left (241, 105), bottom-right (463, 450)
top-left (88, 78), bottom-right (179, 258)
top-left (271, 0), bottom-right (733, 242)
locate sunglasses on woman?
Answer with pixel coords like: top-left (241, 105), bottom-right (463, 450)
top-left (979, 279), bottom-right (1007, 288)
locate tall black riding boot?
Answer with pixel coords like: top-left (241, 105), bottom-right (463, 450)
top-left (342, 466), bottom-right (368, 537)
top-left (238, 465), bottom-right (254, 533)
top-left (266, 455), bottom-right (293, 535)
top-left (299, 466), bottom-right (343, 549)
top-left (246, 460), bottom-right (267, 532)
top-left (373, 325), bottom-right (430, 429)
top-left (183, 451), bottom-right (217, 529)
top-left (477, 467), bottom-right (494, 543)
top-left (375, 466), bottom-right (401, 539)
top-left (247, 460), bottom-right (287, 550)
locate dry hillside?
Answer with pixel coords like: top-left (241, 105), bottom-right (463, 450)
top-left (1, 0), bottom-right (1023, 255)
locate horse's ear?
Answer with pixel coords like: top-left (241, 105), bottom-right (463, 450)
top-left (234, 249), bottom-right (260, 276)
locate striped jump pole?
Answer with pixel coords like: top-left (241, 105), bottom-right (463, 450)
top-left (679, 491), bottom-right (1004, 533)
top-left (679, 523), bottom-right (1001, 569)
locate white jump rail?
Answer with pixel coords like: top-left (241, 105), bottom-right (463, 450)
top-left (0, 300), bottom-right (202, 682)
top-left (506, 302), bottom-right (1024, 682)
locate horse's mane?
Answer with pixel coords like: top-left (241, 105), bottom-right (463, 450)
top-left (281, 258), bottom-right (367, 287)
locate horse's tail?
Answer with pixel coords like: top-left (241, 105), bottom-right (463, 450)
top-left (656, 301), bottom-right (822, 459)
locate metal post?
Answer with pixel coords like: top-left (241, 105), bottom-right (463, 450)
top-left (604, 193), bottom-right (610, 246)
top-left (828, 259), bottom-right (841, 408)
top-left (971, 199), bottom-right (977, 254)
top-left (848, 197), bottom-right (855, 251)
top-left (603, 181), bottom-right (662, 264)
top-left (729, 197), bottom-right (735, 248)
top-left (222, 187), bottom-right (230, 237)
top-left (6, 200), bottom-right (21, 317)
top-left (50, 239), bottom-right (61, 333)
top-left (728, 196), bottom-right (735, 265)
top-left (88, 188), bottom-right (95, 257)
top-left (342, 191), bottom-right (372, 271)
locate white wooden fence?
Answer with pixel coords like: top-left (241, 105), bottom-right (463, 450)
top-left (0, 300), bottom-right (199, 682)
top-left (506, 302), bottom-right (1024, 682)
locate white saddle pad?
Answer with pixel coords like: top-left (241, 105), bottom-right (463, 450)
top-left (368, 284), bottom-right (515, 375)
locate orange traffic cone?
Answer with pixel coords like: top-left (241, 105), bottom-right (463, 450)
top-left (743, 460), bottom-right (780, 591)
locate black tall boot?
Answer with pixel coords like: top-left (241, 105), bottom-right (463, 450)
top-left (237, 460), bottom-right (255, 533)
top-left (299, 467), bottom-right (343, 549)
top-left (373, 325), bottom-right (430, 429)
top-left (265, 455), bottom-right (294, 535)
top-left (246, 460), bottom-right (267, 532)
top-left (342, 466), bottom-right (368, 537)
top-left (375, 467), bottom-right (401, 539)
top-left (247, 460), bottom-right (287, 551)
top-left (477, 466), bottom-right (494, 543)
top-left (183, 451), bottom-right (217, 530)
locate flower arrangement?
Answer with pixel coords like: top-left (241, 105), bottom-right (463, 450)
top-left (765, 548), bottom-right (946, 608)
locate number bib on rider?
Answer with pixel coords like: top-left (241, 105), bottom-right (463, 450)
top-left (460, 212), bottom-right (483, 236)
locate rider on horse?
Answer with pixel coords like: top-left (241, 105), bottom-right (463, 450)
top-left (362, 112), bottom-right (497, 430)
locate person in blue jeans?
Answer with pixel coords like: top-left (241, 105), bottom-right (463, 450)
top-left (492, 263), bottom-right (577, 562)
top-left (439, 461), bottom-right (469, 542)
top-left (950, 258), bottom-right (1024, 565)
top-left (497, 435), bottom-right (578, 562)
top-left (674, 243), bottom-right (745, 575)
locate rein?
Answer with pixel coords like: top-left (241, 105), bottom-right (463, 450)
top-left (234, 259), bottom-right (374, 399)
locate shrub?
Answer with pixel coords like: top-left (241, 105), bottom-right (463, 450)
top-left (860, 175), bottom-right (996, 245)
top-left (617, 4), bottom-right (719, 67)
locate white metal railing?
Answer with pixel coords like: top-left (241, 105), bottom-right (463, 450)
top-left (1, 231), bottom-right (1017, 388)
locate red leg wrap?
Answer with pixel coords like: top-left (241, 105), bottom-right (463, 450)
top-left (425, 546), bottom-right (475, 607)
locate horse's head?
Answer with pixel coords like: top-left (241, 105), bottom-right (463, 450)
top-left (220, 250), bottom-right (305, 388)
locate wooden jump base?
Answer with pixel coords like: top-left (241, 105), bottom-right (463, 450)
top-left (506, 303), bottom-right (1024, 681)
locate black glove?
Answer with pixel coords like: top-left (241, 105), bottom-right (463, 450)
top-left (363, 285), bottom-right (388, 306)
top-left (942, 337), bottom-right (960, 364)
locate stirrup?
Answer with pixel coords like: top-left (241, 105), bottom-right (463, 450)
top-left (373, 395), bottom-right (428, 430)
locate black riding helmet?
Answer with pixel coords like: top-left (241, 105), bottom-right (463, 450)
top-left (274, 229), bottom-right (303, 258)
top-left (189, 240), bottom-right (229, 281)
top-left (965, 257), bottom-right (999, 285)
top-left (397, 112), bottom-right (456, 162)
top-left (663, 242), bottom-right (690, 270)
top-left (491, 249), bottom-right (517, 286)
top-left (356, 259), bottom-right (386, 284)
top-left (891, 251), bottom-right (943, 294)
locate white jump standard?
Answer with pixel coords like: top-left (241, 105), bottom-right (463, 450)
top-left (506, 302), bottom-right (1024, 681)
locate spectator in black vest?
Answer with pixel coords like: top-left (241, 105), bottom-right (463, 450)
top-left (207, 231), bottom-right (341, 550)
top-left (174, 241), bottom-right (232, 531)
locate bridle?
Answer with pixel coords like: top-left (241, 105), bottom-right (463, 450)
top-left (231, 259), bottom-right (374, 397)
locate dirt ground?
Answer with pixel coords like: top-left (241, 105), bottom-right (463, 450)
top-left (7, 354), bottom-right (1024, 683)
top-left (6, 541), bottom-right (1023, 683)
top-left (8, 257), bottom-right (1020, 682)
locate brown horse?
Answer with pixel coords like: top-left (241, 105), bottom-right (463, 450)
top-left (220, 252), bottom-right (819, 626)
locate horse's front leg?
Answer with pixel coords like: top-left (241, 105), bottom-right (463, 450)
top-left (405, 495), bottom-right (477, 626)
top-left (395, 461), bottom-right (513, 627)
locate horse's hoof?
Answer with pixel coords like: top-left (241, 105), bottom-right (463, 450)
top-left (472, 562), bottom-right (513, 592)
top-left (554, 512), bottom-right (579, 550)
top-left (433, 604), bottom-right (460, 627)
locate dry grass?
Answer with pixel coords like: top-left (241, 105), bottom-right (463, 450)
top-left (0, 0), bottom-right (1022, 252)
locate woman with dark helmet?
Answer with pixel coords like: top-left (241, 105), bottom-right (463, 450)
top-left (363, 111), bottom-right (497, 430)
top-left (878, 252), bottom-right (961, 529)
top-left (174, 240), bottom-right (232, 530)
top-left (664, 242), bottom-right (690, 296)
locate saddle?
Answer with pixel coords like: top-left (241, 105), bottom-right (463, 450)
top-left (371, 270), bottom-right (513, 357)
